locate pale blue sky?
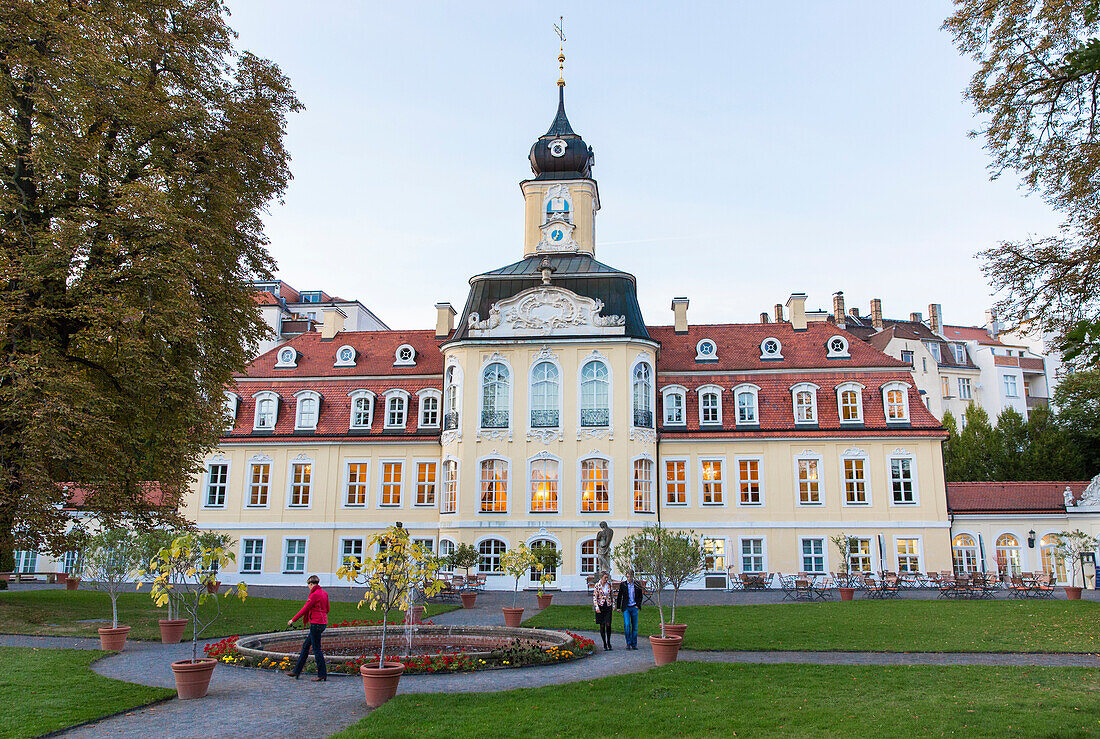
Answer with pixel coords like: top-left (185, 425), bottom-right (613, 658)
top-left (225, 1), bottom-right (1059, 330)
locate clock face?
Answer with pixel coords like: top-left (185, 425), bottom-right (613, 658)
top-left (548, 139), bottom-right (568, 157)
top-left (550, 229), bottom-right (564, 243)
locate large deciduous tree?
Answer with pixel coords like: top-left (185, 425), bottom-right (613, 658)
top-left (1053, 368), bottom-right (1100, 473)
top-left (0, 1), bottom-right (300, 568)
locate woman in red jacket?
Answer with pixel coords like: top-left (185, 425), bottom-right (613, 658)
top-left (287, 574), bottom-right (329, 681)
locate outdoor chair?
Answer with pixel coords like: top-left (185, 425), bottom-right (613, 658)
top-left (1007, 575), bottom-right (1033, 599)
top-left (1034, 573), bottom-right (1056, 599)
top-left (726, 568), bottom-right (745, 591)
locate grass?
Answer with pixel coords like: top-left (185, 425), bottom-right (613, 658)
top-left (336, 661), bottom-right (1100, 738)
top-left (0, 590), bottom-right (457, 641)
top-left (523, 600), bottom-right (1100, 653)
top-left (0, 646), bottom-right (174, 739)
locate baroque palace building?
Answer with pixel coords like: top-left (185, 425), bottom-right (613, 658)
top-left (183, 76), bottom-right (956, 590)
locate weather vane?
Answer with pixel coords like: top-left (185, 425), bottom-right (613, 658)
top-left (554, 16), bottom-right (566, 86)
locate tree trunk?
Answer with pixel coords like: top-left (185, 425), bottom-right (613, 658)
top-left (379, 608), bottom-right (389, 669)
top-left (111, 593), bottom-right (118, 629)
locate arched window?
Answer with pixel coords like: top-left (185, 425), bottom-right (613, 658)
top-left (383, 391), bottom-right (408, 429)
top-left (349, 390), bottom-right (374, 429)
top-left (479, 458), bottom-right (508, 512)
top-left (995, 534), bottom-right (1021, 576)
top-left (481, 363), bottom-right (510, 429)
top-left (698, 385), bottom-right (722, 426)
top-left (1039, 534), bottom-right (1067, 583)
top-left (294, 391), bottom-right (321, 430)
top-left (444, 366), bottom-right (459, 430)
top-left (478, 538), bottom-right (506, 573)
top-left (836, 383), bottom-right (863, 423)
top-left (579, 539), bottom-right (597, 576)
top-left (253, 392), bottom-right (279, 430)
top-left (632, 363), bottom-right (653, 428)
top-left (952, 534), bottom-right (979, 574)
top-left (792, 384), bottom-right (817, 423)
top-left (734, 384), bottom-right (759, 425)
top-left (438, 539), bottom-right (456, 571)
top-left (580, 361), bottom-right (610, 427)
top-left (529, 458), bottom-right (559, 513)
top-left (883, 382), bottom-right (910, 422)
top-left (529, 538), bottom-right (558, 585)
top-left (580, 458), bottom-right (610, 512)
top-left (530, 362), bottom-right (559, 428)
top-left (662, 386), bottom-right (686, 426)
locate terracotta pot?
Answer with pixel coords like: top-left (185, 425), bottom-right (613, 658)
top-left (662, 623), bottom-right (687, 641)
top-left (1064, 586), bottom-right (1083, 600)
top-left (502, 607), bottom-right (524, 627)
top-left (649, 634), bottom-right (683, 666)
top-left (536, 594), bottom-right (553, 609)
top-left (205, 580), bottom-right (220, 594)
top-left (406, 605), bottom-right (425, 624)
top-left (839, 587), bottom-right (855, 601)
top-left (51, 572), bottom-right (65, 584)
top-left (171, 658), bottom-right (217, 700)
top-left (360, 662), bottom-right (405, 707)
top-left (159, 618), bottom-right (189, 644)
top-left (65, 577), bottom-right (80, 591)
top-left (97, 625), bottom-right (131, 651)
top-left (0, 574), bottom-right (9, 583)
top-left (460, 592), bottom-right (477, 609)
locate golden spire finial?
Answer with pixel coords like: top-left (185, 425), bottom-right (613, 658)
top-left (554, 16), bottom-right (566, 87)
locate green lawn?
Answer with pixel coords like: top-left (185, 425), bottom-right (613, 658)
top-left (523, 600), bottom-right (1100, 652)
top-left (0, 590), bottom-right (456, 641)
top-left (0, 647), bottom-right (175, 739)
top-left (337, 662), bottom-right (1100, 738)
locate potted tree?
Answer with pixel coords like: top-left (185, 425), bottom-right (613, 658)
top-left (449, 543), bottom-right (480, 609)
top-left (658, 530), bottom-right (705, 642)
top-left (831, 533), bottom-right (858, 601)
top-left (1052, 530), bottom-right (1098, 599)
top-left (531, 543), bottom-right (562, 609)
top-left (615, 524), bottom-right (682, 666)
top-left (499, 543), bottom-right (536, 627)
top-left (338, 525), bottom-right (443, 707)
top-left (141, 533), bottom-right (246, 699)
top-left (83, 527), bottom-right (143, 651)
top-left (140, 529), bottom-right (188, 643)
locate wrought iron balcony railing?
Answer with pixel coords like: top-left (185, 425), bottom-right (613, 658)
top-left (633, 409), bottom-right (654, 428)
top-left (580, 408), bottom-right (610, 428)
top-left (480, 410), bottom-right (509, 429)
top-left (443, 411), bottom-right (459, 431)
top-left (530, 409), bottom-right (559, 428)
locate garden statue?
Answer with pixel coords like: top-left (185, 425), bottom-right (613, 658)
top-left (596, 521), bottom-right (614, 575)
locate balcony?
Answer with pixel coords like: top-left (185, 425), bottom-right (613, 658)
top-left (480, 410), bottom-right (509, 429)
top-left (580, 408), bottom-right (610, 428)
top-left (1026, 396), bottom-right (1049, 409)
top-left (633, 409), bottom-right (654, 428)
top-left (443, 411), bottom-right (459, 431)
top-left (530, 409), bottom-right (559, 428)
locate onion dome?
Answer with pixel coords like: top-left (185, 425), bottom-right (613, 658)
top-left (528, 84), bottom-right (594, 180)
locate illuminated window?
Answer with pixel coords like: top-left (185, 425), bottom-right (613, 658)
top-left (837, 384), bottom-right (862, 423)
top-left (737, 459), bottom-right (761, 505)
top-left (701, 459), bottom-right (723, 505)
top-left (581, 458), bottom-right (610, 512)
top-left (995, 534), bottom-right (1021, 576)
top-left (415, 462), bottom-right (436, 506)
top-left (952, 534), bottom-right (978, 573)
top-left (345, 462), bottom-right (368, 506)
top-left (797, 458), bottom-right (820, 504)
top-left (849, 538), bottom-right (872, 572)
top-left (702, 538), bottom-right (725, 572)
top-left (380, 461), bottom-right (402, 506)
top-left (633, 459), bottom-right (653, 513)
top-left (529, 458), bottom-right (559, 513)
top-left (289, 463), bottom-right (311, 507)
top-left (896, 538), bottom-right (921, 573)
top-left (665, 459), bottom-right (687, 505)
top-left (248, 463), bottom-right (269, 507)
top-left (792, 385), bottom-right (817, 423)
top-left (1039, 534), bottom-right (1067, 582)
top-left (479, 459), bottom-right (508, 512)
top-left (883, 383), bottom-right (910, 421)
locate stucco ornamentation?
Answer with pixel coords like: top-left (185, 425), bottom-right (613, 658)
top-left (577, 427), bottom-right (613, 441)
top-left (629, 427), bottom-right (656, 443)
top-left (527, 428), bottom-right (562, 444)
top-left (476, 430), bottom-right (512, 443)
top-left (1068, 473), bottom-right (1100, 509)
top-left (466, 285), bottom-right (625, 338)
top-left (441, 430), bottom-right (461, 446)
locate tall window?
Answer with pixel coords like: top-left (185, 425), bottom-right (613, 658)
top-left (295, 395), bottom-right (318, 429)
top-left (958, 377), bottom-right (972, 399)
top-left (738, 459), bottom-right (761, 505)
top-left (941, 376), bottom-right (952, 398)
top-left (255, 396), bottom-right (276, 429)
top-left (700, 391), bottom-right (720, 425)
top-left (581, 458), bottom-right (610, 512)
top-left (741, 539), bottom-right (764, 572)
top-left (736, 388), bottom-right (757, 424)
top-left (633, 459), bottom-right (653, 513)
top-left (205, 463), bottom-right (228, 507)
top-left (346, 462), bottom-right (368, 506)
top-left (838, 388), bottom-right (861, 422)
top-left (240, 539), bottom-right (264, 573)
top-left (284, 539), bottom-right (306, 574)
top-left (885, 386), bottom-right (908, 421)
top-left (416, 462), bottom-right (437, 506)
top-left (529, 539), bottom-right (558, 584)
top-left (702, 538), bottom-right (726, 572)
top-left (341, 538), bottom-right (364, 566)
top-left (351, 394), bottom-right (372, 428)
top-left (952, 534), bottom-right (978, 573)
top-left (952, 343), bottom-right (967, 363)
top-left (797, 458), bottom-right (820, 504)
top-left (701, 459), bottom-right (723, 505)
top-left (794, 389), bottom-right (816, 423)
top-left (844, 458), bottom-right (867, 504)
top-left (890, 458), bottom-right (915, 504)
top-left (13, 550), bottom-right (37, 573)
top-left (289, 463), bottom-right (311, 507)
top-left (481, 363), bottom-right (510, 428)
top-left (479, 459), bottom-right (508, 512)
top-left (444, 367), bottom-right (459, 429)
top-left (381, 462), bottom-right (402, 506)
top-left (580, 539), bottom-right (596, 576)
top-left (386, 394), bottom-right (406, 428)
top-left (420, 395), bottom-right (440, 428)
top-left (530, 362), bottom-right (559, 428)
top-left (665, 460), bottom-right (687, 505)
top-left (664, 389), bottom-right (685, 425)
top-left (896, 538), bottom-right (920, 572)
top-left (1003, 375), bottom-right (1019, 398)
top-left (995, 534), bottom-right (1021, 576)
top-left (580, 361), bottom-right (610, 427)
top-left (632, 363), bottom-right (653, 427)
top-left (1039, 534), bottom-right (1067, 582)
top-left (441, 461), bottom-right (458, 513)
top-left (478, 538), bottom-right (506, 573)
top-left (248, 463), bottom-right (269, 507)
top-left (438, 540), bottom-right (456, 568)
top-left (801, 538), bottom-right (825, 573)
top-left (849, 538), bottom-right (872, 572)
top-left (529, 458), bottom-right (559, 513)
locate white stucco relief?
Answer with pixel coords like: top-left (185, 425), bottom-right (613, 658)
top-left (467, 285), bottom-right (625, 338)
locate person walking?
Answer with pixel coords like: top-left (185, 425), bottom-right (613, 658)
top-left (287, 574), bottom-right (330, 681)
top-left (615, 569), bottom-right (644, 650)
top-left (592, 571), bottom-right (614, 651)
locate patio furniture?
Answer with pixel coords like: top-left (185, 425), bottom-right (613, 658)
top-left (726, 568), bottom-right (745, 591)
top-left (1033, 573), bottom-right (1056, 599)
top-left (740, 573), bottom-right (769, 591)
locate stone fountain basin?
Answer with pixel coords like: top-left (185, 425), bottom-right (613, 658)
top-left (235, 625), bottom-right (573, 663)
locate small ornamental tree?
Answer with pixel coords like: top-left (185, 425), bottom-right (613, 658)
top-left (139, 529), bottom-right (184, 621)
top-left (660, 530), bottom-right (705, 626)
top-left (614, 525), bottom-right (672, 637)
top-left (831, 534), bottom-right (859, 587)
top-left (500, 544), bottom-right (536, 608)
top-left (1052, 530), bottom-right (1099, 587)
top-left (83, 527), bottom-right (143, 629)
top-left (338, 526), bottom-right (443, 667)
top-left (140, 533), bottom-right (247, 663)
top-left (448, 543), bottom-right (480, 580)
top-left (531, 543), bottom-right (563, 596)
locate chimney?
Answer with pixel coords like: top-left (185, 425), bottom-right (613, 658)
top-left (774, 303), bottom-right (784, 323)
top-left (759, 312), bottom-right (770, 324)
top-left (321, 306), bottom-right (346, 339)
top-left (671, 297), bottom-right (690, 334)
top-left (786, 293), bottom-right (807, 331)
top-left (910, 311), bottom-right (923, 323)
top-left (928, 304), bottom-right (943, 334)
top-left (849, 307), bottom-right (860, 319)
top-left (985, 308), bottom-right (1002, 337)
top-left (870, 299), bottom-right (883, 330)
top-left (434, 302), bottom-right (456, 339)
top-left (832, 291), bottom-right (847, 329)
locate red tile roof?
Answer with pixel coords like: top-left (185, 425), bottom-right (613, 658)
top-left (60, 482), bottom-right (171, 510)
top-left (941, 325), bottom-right (1007, 347)
top-left (947, 481), bottom-right (1092, 513)
top-left (253, 292), bottom-right (281, 306)
top-left (240, 330), bottom-right (444, 379)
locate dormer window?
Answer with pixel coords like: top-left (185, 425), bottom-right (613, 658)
top-left (275, 346), bottom-right (298, 368)
top-left (252, 391), bottom-right (280, 430)
top-left (224, 393), bottom-right (240, 432)
top-left (791, 383), bottom-right (818, 424)
top-left (760, 338), bottom-right (783, 360)
top-left (418, 389), bottom-right (442, 428)
top-left (383, 390), bottom-right (409, 429)
top-left (334, 345), bottom-right (356, 368)
top-left (348, 390), bottom-right (375, 430)
top-left (695, 339), bottom-right (718, 362)
top-left (294, 390), bottom-right (321, 430)
top-left (883, 382), bottom-right (911, 422)
top-left (952, 343), bottom-right (967, 363)
top-left (733, 383), bottom-right (760, 425)
top-left (836, 382), bottom-right (864, 423)
top-left (661, 385), bottom-right (686, 426)
top-left (826, 335), bottom-right (850, 359)
top-left (394, 344), bottom-right (416, 366)
top-left (925, 342), bottom-right (942, 362)
top-left (697, 385), bottom-right (723, 426)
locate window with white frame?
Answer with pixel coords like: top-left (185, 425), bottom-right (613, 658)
top-left (837, 383), bottom-right (863, 423)
top-left (294, 391), bottom-right (320, 430)
top-left (696, 339), bottom-right (718, 361)
top-left (334, 344), bottom-right (356, 367)
top-left (665, 459), bottom-right (687, 505)
top-left (479, 458), bottom-right (508, 512)
top-left (438, 539), bottom-right (456, 568)
top-left (699, 386), bottom-right (722, 425)
top-left (896, 538), bottom-right (921, 572)
top-left (529, 458), bottom-right (559, 513)
top-left (530, 361), bottom-right (560, 428)
top-left (341, 538), bottom-right (364, 566)
top-left (889, 457), bottom-right (915, 504)
top-left (926, 342), bottom-right (942, 362)
top-left (394, 344), bottom-right (416, 366)
top-left (797, 457), bottom-right (820, 505)
top-left (414, 538), bottom-right (434, 556)
top-left (735, 385), bottom-right (759, 425)
top-left (883, 383), bottom-right (910, 422)
top-left (415, 461), bottom-right (437, 506)
top-left (760, 337), bottom-right (783, 359)
top-left (13, 550), bottom-right (36, 573)
top-left (481, 362), bottom-right (510, 428)
top-left (1003, 374), bottom-right (1019, 398)
top-left (662, 387), bottom-right (685, 425)
top-left (826, 335), bottom-right (850, 358)
top-left (349, 391), bottom-right (374, 429)
top-left (580, 539), bottom-right (597, 576)
top-left (205, 462), bottom-right (228, 507)
top-left (419, 392), bottom-right (440, 428)
top-left (240, 539), bottom-right (264, 573)
top-left (737, 459), bottom-right (761, 505)
top-left (283, 539), bottom-right (306, 573)
top-left (224, 393), bottom-right (239, 431)
top-left (345, 462), bottom-right (368, 506)
top-left (1040, 534), bottom-right (1068, 582)
top-left (580, 360), bottom-right (610, 427)
top-left (478, 538), bottom-right (506, 573)
top-left (995, 534), bottom-right (1021, 576)
top-left (801, 538), bottom-right (825, 573)
top-left (63, 550), bottom-right (81, 574)
top-left (381, 461), bottom-right (403, 506)
top-left (843, 457), bottom-right (868, 504)
top-left (792, 384), bottom-right (817, 423)
top-left (289, 462), bottom-right (311, 507)
top-left (633, 459), bottom-right (654, 513)
top-left (581, 458), bottom-right (610, 512)
top-left (441, 460), bottom-right (458, 513)
top-left (702, 538), bottom-right (726, 572)
top-left (849, 538), bottom-right (872, 572)
top-left (384, 392), bottom-right (408, 429)
top-left (958, 377), bottom-right (972, 399)
top-left (253, 392), bottom-right (279, 430)
top-left (952, 343), bottom-right (966, 363)
top-left (632, 363), bottom-right (653, 428)
top-left (741, 538), bottom-right (764, 572)
top-left (952, 534), bottom-right (979, 573)
top-left (247, 462), bottom-right (270, 507)
top-left (444, 366), bottom-right (460, 429)
top-left (701, 459), bottom-right (724, 505)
